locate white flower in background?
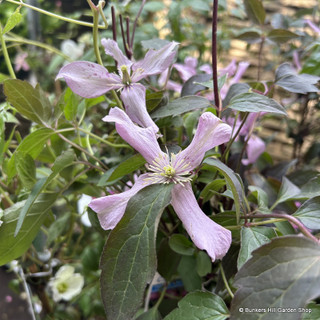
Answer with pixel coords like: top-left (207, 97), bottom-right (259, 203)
top-left (61, 39), bottom-right (85, 61)
top-left (48, 265), bottom-right (84, 302)
top-left (77, 194), bottom-right (92, 227)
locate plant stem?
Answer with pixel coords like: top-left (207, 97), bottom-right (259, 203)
top-left (154, 285), bottom-right (167, 309)
top-left (130, 0), bottom-right (147, 48)
top-left (212, 0), bottom-right (220, 115)
top-left (257, 36), bottom-right (265, 81)
top-left (241, 213), bottom-right (319, 242)
top-left (5, 0), bottom-right (108, 29)
top-left (111, 6), bottom-right (117, 41)
top-left (219, 263), bottom-right (234, 298)
top-left (89, 1), bottom-right (103, 66)
top-left (0, 26), bottom-right (16, 78)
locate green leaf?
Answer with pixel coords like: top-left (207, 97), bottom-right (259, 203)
top-left (0, 193), bottom-right (57, 266)
top-left (275, 177), bottom-right (300, 205)
top-left (14, 150), bottom-right (75, 236)
top-left (15, 152), bottom-right (36, 190)
top-left (181, 74), bottom-right (211, 97)
top-left (98, 154), bottom-right (146, 186)
top-left (203, 158), bottom-right (245, 223)
top-left (243, 0), bottom-right (266, 25)
top-left (46, 212), bottom-right (70, 246)
top-left (293, 197), bottom-right (320, 229)
top-left (194, 74), bottom-right (228, 91)
top-left (227, 92), bottom-right (287, 115)
top-left (267, 29), bottom-right (298, 44)
top-left (302, 303), bottom-right (320, 320)
top-left (63, 87), bottom-right (80, 121)
top-left (136, 308), bottom-right (162, 320)
top-left (146, 91), bottom-right (165, 113)
top-left (169, 234), bottom-right (195, 256)
top-left (200, 179), bottom-right (226, 203)
top-left (296, 176), bottom-right (320, 199)
top-left (248, 186), bottom-right (269, 213)
top-left (196, 251), bottom-right (212, 277)
top-left (236, 31), bottom-right (262, 44)
top-left (4, 79), bottom-right (52, 125)
top-left (0, 73), bottom-right (10, 83)
top-left (100, 184), bottom-right (172, 320)
top-left (275, 63), bottom-right (320, 94)
top-left (151, 96), bottom-right (211, 118)
top-left (237, 227), bottom-right (276, 269)
top-left (2, 7), bottom-right (22, 34)
top-left (230, 236), bottom-right (320, 320)
top-left (177, 256), bottom-right (202, 292)
top-left (222, 83), bottom-right (250, 107)
top-left (164, 291), bottom-right (229, 320)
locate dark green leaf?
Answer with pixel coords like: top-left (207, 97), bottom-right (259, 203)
top-left (0, 193), bottom-right (57, 266)
top-left (275, 177), bottom-right (300, 205)
top-left (230, 236), bottom-right (320, 320)
top-left (137, 307), bottom-right (162, 320)
top-left (98, 154), bottom-right (146, 186)
top-left (181, 74), bottom-right (211, 97)
top-left (151, 96), bottom-right (211, 118)
top-left (222, 83), bottom-right (250, 107)
top-left (267, 29), bottom-right (298, 44)
top-left (14, 150), bottom-right (75, 236)
top-left (237, 227), bottom-right (276, 269)
top-left (146, 91), bottom-right (165, 113)
top-left (196, 251), bottom-right (212, 277)
top-left (243, 0), bottom-right (266, 25)
top-left (194, 74), bottom-right (228, 91)
top-left (169, 234), bottom-right (195, 256)
top-left (177, 256), bottom-right (202, 292)
top-left (63, 87), bottom-right (80, 121)
top-left (15, 152), bottom-right (36, 190)
top-left (46, 212), bottom-right (70, 246)
top-left (293, 197), bottom-right (320, 229)
top-left (164, 291), bottom-right (229, 320)
top-left (302, 303), bottom-right (320, 320)
top-left (4, 79), bottom-right (52, 125)
top-left (236, 31), bottom-right (262, 44)
top-left (100, 184), bottom-right (172, 320)
top-left (227, 92), bottom-right (287, 115)
top-left (2, 7), bottom-right (22, 34)
top-left (275, 63), bottom-right (320, 94)
top-left (200, 179), bottom-right (226, 203)
top-left (296, 176), bottom-right (320, 199)
top-left (203, 158), bottom-right (245, 223)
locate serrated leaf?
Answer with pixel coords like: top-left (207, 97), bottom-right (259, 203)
top-left (0, 193), bottom-right (57, 266)
top-left (100, 184), bottom-right (172, 320)
top-left (275, 63), bottom-right (320, 94)
top-left (164, 291), bottom-right (229, 320)
top-left (293, 196), bottom-right (320, 229)
top-left (237, 227), bottom-right (276, 269)
top-left (14, 150), bottom-right (75, 236)
top-left (4, 79), bottom-right (52, 125)
top-left (169, 234), bottom-right (195, 256)
top-left (151, 96), bottom-right (211, 118)
top-left (243, 0), bottom-right (266, 25)
top-left (15, 152), bottom-right (36, 190)
top-left (98, 154), bottom-right (146, 186)
top-left (2, 8), bottom-right (22, 34)
top-left (227, 92), bottom-right (287, 115)
top-left (181, 74), bottom-right (212, 97)
top-left (203, 158), bottom-right (245, 223)
top-left (267, 29), bottom-right (298, 44)
top-left (230, 236), bottom-right (320, 320)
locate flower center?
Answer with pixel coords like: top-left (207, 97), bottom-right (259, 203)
top-left (57, 282), bottom-right (68, 294)
top-left (145, 152), bottom-right (193, 185)
top-left (120, 65), bottom-right (131, 85)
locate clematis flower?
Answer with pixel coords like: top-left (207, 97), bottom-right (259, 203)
top-left (14, 52), bottom-right (30, 72)
top-left (48, 265), bottom-right (84, 302)
top-left (89, 108), bottom-right (232, 261)
top-left (56, 39), bottom-right (178, 133)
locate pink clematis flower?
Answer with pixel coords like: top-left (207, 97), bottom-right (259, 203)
top-left (56, 39), bottom-right (178, 133)
top-left (89, 108), bottom-right (232, 261)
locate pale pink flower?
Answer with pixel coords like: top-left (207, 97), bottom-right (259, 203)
top-left (14, 52), bottom-right (30, 72)
top-left (89, 108), bottom-right (232, 261)
top-left (56, 39), bottom-right (178, 133)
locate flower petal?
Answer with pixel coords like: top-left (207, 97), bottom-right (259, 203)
top-left (101, 38), bottom-right (133, 68)
top-left (56, 61), bottom-right (122, 98)
top-left (89, 174), bottom-right (151, 230)
top-left (131, 42), bottom-right (178, 82)
top-left (176, 112), bottom-right (231, 170)
top-left (120, 83), bottom-right (159, 133)
top-left (60, 274), bottom-right (84, 301)
top-left (242, 135), bottom-right (266, 165)
top-left (171, 183), bottom-right (231, 261)
top-left (103, 108), bottom-right (164, 163)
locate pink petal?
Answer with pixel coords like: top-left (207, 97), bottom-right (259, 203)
top-left (176, 112), bottom-right (232, 170)
top-left (120, 83), bottom-right (159, 133)
top-left (219, 60), bottom-right (237, 77)
top-left (89, 174), bottom-right (150, 229)
top-left (199, 64), bottom-right (212, 74)
top-left (229, 61), bottom-right (250, 85)
top-left (304, 19), bottom-right (320, 35)
top-left (101, 38), bottom-right (133, 69)
top-left (242, 135), bottom-right (266, 165)
top-left (56, 61), bottom-right (123, 98)
top-left (103, 107), bottom-right (164, 164)
top-left (131, 42), bottom-right (178, 82)
top-left (185, 57), bottom-right (198, 69)
top-left (173, 62), bottom-right (196, 82)
top-left (171, 183), bottom-right (232, 261)
top-left (158, 69), bottom-right (182, 93)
